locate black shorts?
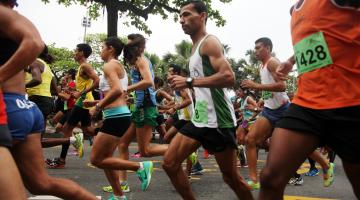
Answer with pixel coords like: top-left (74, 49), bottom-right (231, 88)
top-left (66, 106), bottom-right (91, 127)
top-left (179, 122), bottom-right (237, 153)
top-left (100, 116), bottom-right (131, 137)
top-left (55, 98), bottom-right (65, 113)
top-left (173, 119), bottom-right (190, 130)
top-left (28, 95), bottom-right (54, 119)
top-left (59, 110), bottom-right (71, 125)
top-left (0, 125), bottom-right (12, 148)
top-left (276, 104), bottom-right (360, 163)
top-left (156, 114), bottom-right (165, 126)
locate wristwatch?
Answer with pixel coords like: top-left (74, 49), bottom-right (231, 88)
top-left (185, 77), bottom-right (193, 88)
top-left (254, 107), bottom-right (259, 112)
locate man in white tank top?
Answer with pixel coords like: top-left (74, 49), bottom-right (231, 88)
top-left (241, 37), bottom-right (290, 189)
top-left (163, 1), bottom-right (253, 200)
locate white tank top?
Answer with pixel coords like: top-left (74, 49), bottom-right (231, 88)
top-left (174, 89), bottom-right (193, 121)
top-left (259, 58), bottom-right (289, 109)
top-left (188, 35), bottom-right (236, 128)
top-left (99, 60), bottom-right (128, 92)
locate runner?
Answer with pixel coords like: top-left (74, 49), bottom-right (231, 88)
top-left (0, 1), bottom-right (39, 199)
top-left (241, 37), bottom-right (290, 190)
top-left (259, 0), bottom-right (360, 199)
top-left (0, 1), bottom-right (97, 199)
top-left (46, 43), bottom-right (99, 167)
top-left (163, 1), bottom-right (253, 199)
top-left (85, 37), bottom-right (153, 200)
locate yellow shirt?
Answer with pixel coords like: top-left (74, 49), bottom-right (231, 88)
top-left (26, 58), bottom-right (53, 97)
top-left (75, 65), bottom-right (94, 108)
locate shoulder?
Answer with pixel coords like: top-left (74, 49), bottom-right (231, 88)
top-left (267, 57), bottom-right (281, 71)
top-left (200, 35), bottom-right (223, 56)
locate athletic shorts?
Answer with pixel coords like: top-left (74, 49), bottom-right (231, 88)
top-left (173, 119), bottom-right (190, 130)
top-left (261, 102), bottom-right (290, 126)
top-left (131, 106), bottom-right (158, 128)
top-left (66, 105), bottom-right (91, 127)
top-left (54, 98), bottom-right (65, 113)
top-left (28, 95), bottom-right (54, 119)
top-left (156, 114), bottom-right (165, 127)
top-left (4, 93), bottom-right (44, 140)
top-left (276, 104), bottom-right (360, 163)
top-left (100, 106), bottom-right (132, 137)
top-left (179, 122), bottom-right (237, 153)
top-left (0, 125), bottom-right (12, 148)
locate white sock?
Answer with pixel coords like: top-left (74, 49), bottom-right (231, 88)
top-left (138, 162), bottom-right (144, 171)
top-left (69, 136), bottom-right (76, 144)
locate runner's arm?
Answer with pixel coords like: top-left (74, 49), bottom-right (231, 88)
top-left (127, 57), bottom-right (153, 93)
top-left (0, 7), bottom-right (44, 84)
top-left (25, 60), bottom-right (43, 88)
top-left (81, 63), bottom-right (100, 94)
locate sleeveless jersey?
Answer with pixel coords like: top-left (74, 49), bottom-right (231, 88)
top-left (188, 35), bottom-right (236, 128)
top-left (291, 0), bottom-right (360, 109)
top-left (259, 58), bottom-right (289, 109)
top-left (174, 89), bottom-right (193, 121)
top-left (75, 65), bottom-right (94, 108)
top-left (99, 60), bottom-right (128, 92)
top-left (25, 58), bottom-right (53, 97)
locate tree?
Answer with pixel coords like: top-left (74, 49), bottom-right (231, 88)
top-left (47, 44), bottom-right (78, 79)
top-left (41, 0), bottom-right (233, 37)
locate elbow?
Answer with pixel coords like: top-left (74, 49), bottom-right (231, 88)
top-left (27, 38), bottom-right (44, 56)
top-left (144, 80), bottom-right (153, 88)
top-left (225, 72), bottom-right (235, 87)
top-left (278, 83), bottom-right (286, 92)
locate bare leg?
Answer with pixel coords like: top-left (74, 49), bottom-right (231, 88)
top-left (41, 138), bottom-right (70, 148)
top-left (0, 147), bottom-right (26, 200)
top-left (342, 160), bottom-right (360, 199)
top-left (12, 134), bottom-right (97, 200)
top-left (258, 128), bottom-right (319, 200)
top-left (309, 150), bottom-right (329, 170)
top-left (236, 126), bottom-right (247, 145)
top-left (245, 117), bottom-right (272, 183)
top-left (136, 125), bottom-right (168, 157)
top-left (118, 123), bottom-right (136, 182)
top-left (162, 134), bottom-right (201, 200)
top-left (214, 148), bottom-right (253, 200)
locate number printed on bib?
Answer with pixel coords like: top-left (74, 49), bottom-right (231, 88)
top-left (192, 101), bottom-right (208, 124)
top-left (294, 32), bottom-right (333, 74)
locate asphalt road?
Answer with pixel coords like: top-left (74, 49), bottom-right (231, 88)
top-left (29, 139), bottom-right (357, 200)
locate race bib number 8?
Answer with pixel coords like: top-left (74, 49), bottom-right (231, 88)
top-left (192, 101), bottom-right (208, 124)
top-left (294, 32), bottom-right (333, 74)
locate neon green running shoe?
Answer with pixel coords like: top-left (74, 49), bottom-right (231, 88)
top-left (188, 152), bottom-right (198, 165)
top-left (73, 133), bottom-right (84, 158)
top-left (323, 163), bottom-right (335, 187)
top-left (102, 183), bottom-right (130, 193)
top-left (136, 161), bottom-right (153, 191)
top-left (247, 180), bottom-right (260, 190)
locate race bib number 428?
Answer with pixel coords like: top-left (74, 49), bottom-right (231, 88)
top-left (294, 32), bottom-right (333, 74)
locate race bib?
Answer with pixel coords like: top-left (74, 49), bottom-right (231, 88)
top-left (294, 32), bottom-right (333, 74)
top-left (192, 101), bottom-right (208, 124)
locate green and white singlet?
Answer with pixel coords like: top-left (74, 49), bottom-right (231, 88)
top-left (188, 35), bottom-right (236, 128)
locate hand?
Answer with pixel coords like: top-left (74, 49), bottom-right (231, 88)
top-left (276, 61), bottom-right (293, 81)
top-left (71, 91), bottom-right (82, 99)
top-left (241, 80), bottom-right (258, 90)
top-left (83, 100), bottom-right (97, 108)
top-left (166, 107), bottom-right (177, 115)
top-left (168, 75), bottom-right (187, 90)
top-left (89, 107), bottom-right (99, 117)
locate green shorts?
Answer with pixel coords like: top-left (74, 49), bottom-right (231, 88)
top-left (131, 106), bottom-right (158, 128)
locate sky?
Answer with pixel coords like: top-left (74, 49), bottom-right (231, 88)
top-left (16, 0), bottom-right (297, 62)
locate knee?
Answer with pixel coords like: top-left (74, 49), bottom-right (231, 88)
top-left (259, 167), bottom-right (283, 190)
top-left (118, 142), bottom-right (129, 152)
top-left (221, 172), bottom-right (233, 185)
top-left (162, 157), bottom-right (180, 173)
top-left (90, 154), bottom-right (103, 168)
top-left (245, 135), bottom-right (257, 146)
top-left (27, 177), bottom-right (52, 195)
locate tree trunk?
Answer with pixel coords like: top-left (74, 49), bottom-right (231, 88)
top-left (106, 2), bottom-right (118, 37)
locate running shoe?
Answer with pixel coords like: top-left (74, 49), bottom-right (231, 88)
top-left (203, 149), bottom-right (209, 159)
top-left (136, 161), bottom-right (153, 191)
top-left (191, 162), bottom-right (203, 175)
top-left (188, 152), bottom-right (197, 165)
top-left (102, 182), bottom-right (131, 193)
top-left (73, 133), bottom-right (84, 158)
top-left (46, 158), bottom-right (65, 169)
top-left (247, 180), bottom-right (260, 190)
top-left (131, 152), bottom-right (141, 158)
top-left (288, 176), bottom-right (304, 186)
top-left (323, 163), bottom-right (335, 187)
top-left (108, 194), bottom-right (127, 200)
top-left (305, 168), bottom-right (319, 177)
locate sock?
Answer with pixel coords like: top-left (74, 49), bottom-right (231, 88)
top-left (69, 136), bottom-right (76, 144)
top-left (60, 143), bottom-right (70, 159)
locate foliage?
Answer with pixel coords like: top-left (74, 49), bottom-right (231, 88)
top-left (47, 43), bottom-right (77, 79)
top-left (41, 0), bottom-right (233, 36)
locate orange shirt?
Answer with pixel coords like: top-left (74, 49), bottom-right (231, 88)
top-left (291, 0), bottom-right (360, 109)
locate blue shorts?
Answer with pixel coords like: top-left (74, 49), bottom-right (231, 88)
top-left (4, 93), bottom-right (44, 140)
top-left (260, 102), bottom-right (290, 126)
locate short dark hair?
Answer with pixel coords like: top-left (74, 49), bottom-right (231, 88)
top-left (154, 76), bottom-right (164, 87)
top-left (104, 37), bottom-right (124, 57)
top-left (38, 45), bottom-right (54, 64)
top-left (67, 68), bottom-right (77, 80)
top-left (255, 37), bottom-right (273, 52)
top-left (0, 0), bottom-right (17, 6)
top-left (181, 0), bottom-right (208, 14)
top-left (169, 64), bottom-right (182, 75)
top-left (76, 43), bottom-right (92, 58)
